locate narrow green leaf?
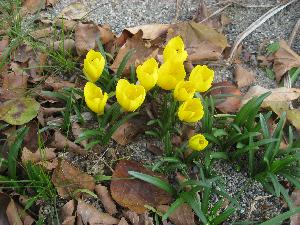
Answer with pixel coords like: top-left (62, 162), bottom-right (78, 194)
top-left (211, 207), bottom-right (235, 225)
top-left (162, 198), bottom-right (184, 221)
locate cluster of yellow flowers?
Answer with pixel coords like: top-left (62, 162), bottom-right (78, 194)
top-left (82, 36), bottom-right (214, 151)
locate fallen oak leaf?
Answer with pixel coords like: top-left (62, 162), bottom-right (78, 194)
top-left (95, 184), bottom-right (117, 215)
top-left (110, 160), bottom-right (172, 213)
top-left (234, 64), bottom-right (256, 88)
top-left (61, 200), bottom-right (75, 222)
top-left (1, 72), bottom-right (28, 100)
top-left (111, 30), bottom-right (159, 76)
top-left (123, 210), bottom-right (153, 225)
top-left (50, 131), bottom-right (86, 155)
top-left (125, 24), bottom-right (170, 40)
top-left (210, 81), bottom-right (242, 113)
top-left (77, 200), bottom-right (119, 225)
top-left (21, 147), bottom-right (56, 164)
top-left (273, 40), bottom-right (300, 82)
top-left (167, 21), bottom-right (228, 63)
top-left (44, 76), bottom-right (75, 91)
top-left (52, 159), bottom-right (95, 198)
top-left (75, 22), bottom-right (115, 56)
top-left (158, 204), bottom-right (195, 225)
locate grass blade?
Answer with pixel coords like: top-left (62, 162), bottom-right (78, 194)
top-left (162, 198), bottom-right (184, 221)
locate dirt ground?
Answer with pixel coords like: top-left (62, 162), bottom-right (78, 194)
top-left (44, 0), bottom-right (300, 223)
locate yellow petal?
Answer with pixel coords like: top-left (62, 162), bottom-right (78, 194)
top-left (136, 58), bottom-right (158, 91)
top-left (178, 98), bottom-right (204, 123)
top-left (83, 49), bottom-right (105, 83)
top-left (84, 82), bottom-right (108, 115)
top-left (188, 134), bottom-right (208, 151)
top-left (163, 36), bottom-right (188, 63)
top-left (189, 65), bottom-right (214, 92)
top-left (173, 81), bottom-right (195, 101)
top-left (157, 62), bottom-right (186, 90)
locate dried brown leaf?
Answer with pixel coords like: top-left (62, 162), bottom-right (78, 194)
top-left (72, 123), bottom-right (87, 147)
top-left (14, 45), bottom-right (33, 63)
top-left (125, 24), bottom-right (170, 40)
top-left (30, 27), bottom-right (53, 39)
top-left (241, 86), bottom-right (300, 107)
top-left (273, 40), bottom-right (300, 82)
top-left (211, 81), bottom-right (242, 113)
top-left (51, 131), bottom-right (86, 155)
top-left (54, 19), bottom-right (77, 31)
top-left (123, 210), bottom-right (153, 225)
top-left (21, 147), bottom-right (56, 164)
top-left (75, 22), bottom-right (115, 56)
top-left (46, 0), bottom-right (58, 6)
top-left (158, 204), bottom-right (195, 225)
top-left (62, 216), bottom-right (76, 225)
top-left (58, 3), bottom-right (88, 20)
top-left (111, 30), bottom-right (159, 75)
top-left (45, 76), bottom-right (75, 91)
top-left (21, 0), bottom-right (45, 14)
top-left (61, 200), bottom-right (75, 221)
top-left (167, 21), bottom-right (228, 63)
top-left (118, 217), bottom-right (129, 225)
top-left (95, 184), bottom-right (117, 215)
top-left (0, 36), bottom-right (9, 58)
top-left (291, 189), bottom-right (300, 225)
top-left (112, 119), bottom-right (145, 145)
top-left (1, 72), bottom-right (28, 100)
top-left (110, 160), bottom-right (172, 213)
top-left (51, 39), bottom-right (75, 51)
top-left (234, 64), bottom-right (256, 88)
top-left (77, 200), bottom-right (119, 225)
top-left (52, 159), bottom-right (95, 198)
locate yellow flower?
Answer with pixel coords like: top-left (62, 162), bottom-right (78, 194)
top-left (136, 58), bottom-right (158, 91)
top-left (83, 49), bottom-right (105, 82)
top-left (116, 79), bottom-right (146, 112)
top-left (157, 61), bottom-right (186, 90)
top-left (189, 65), bottom-right (214, 92)
top-left (84, 82), bottom-right (108, 115)
top-left (163, 36), bottom-right (188, 63)
top-left (188, 134), bottom-right (208, 151)
top-left (178, 98), bottom-right (204, 123)
top-left (173, 81), bottom-right (196, 101)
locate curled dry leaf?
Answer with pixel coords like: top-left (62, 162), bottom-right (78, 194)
top-left (21, 0), bottom-right (45, 14)
top-left (61, 200), bottom-right (75, 224)
top-left (21, 147), bottom-right (56, 164)
top-left (95, 184), bottom-right (117, 215)
top-left (52, 159), bottom-right (95, 198)
top-left (75, 22), bottom-right (115, 56)
top-left (54, 19), bottom-right (77, 32)
top-left (167, 21), bottom-right (228, 63)
top-left (234, 64), bottom-right (256, 88)
top-left (45, 76), bottom-right (75, 91)
top-left (30, 27), bottom-right (53, 39)
top-left (62, 217), bottom-right (76, 225)
top-left (125, 24), bottom-right (170, 40)
top-left (291, 189), bottom-right (300, 225)
top-left (77, 200), bottom-right (119, 225)
top-left (210, 81), bottom-right (242, 113)
top-left (123, 210), bottom-right (153, 225)
top-left (58, 3), bottom-right (88, 20)
top-left (273, 40), bottom-right (300, 82)
top-left (241, 85), bottom-right (300, 107)
top-left (1, 72), bottom-right (28, 100)
top-left (111, 30), bottom-right (159, 75)
top-left (14, 44), bottom-right (33, 63)
top-left (51, 39), bottom-right (75, 51)
top-left (158, 204), bottom-right (195, 225)
top-left (50, 131), bottom-right (86, 155)
top-left (112, 119), bottom-right (145, 145)
top-left (110, 160), bottom-right (172, 213)
top-left (0, 97), bottom-right (40, 125)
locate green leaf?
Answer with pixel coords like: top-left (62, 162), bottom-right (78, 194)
top-left (211, 207), bottom-right (235, 225)
top-left (8, 127), bottom-right (28, 179)
top-left (259, 113), bottom-right (270, 138)
top-left (128, 171), bottom-right (175, 195)
top-left (0, 98), bottom-right (40, 125)
top-left (268, 173), bottom-right (280, 197)
top-left (73, 189), bottom-right (98, 198)
top-left (162, 198), bottom-right (184, 221)
top-left (266, 42), bottom-right (280, 55)
top-left (260, 206), bottom-right (300, 225)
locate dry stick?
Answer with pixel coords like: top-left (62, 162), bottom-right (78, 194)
top-left (212, 0), bottom-right (275, 8)
top-left (228, 0), bottom-right (298, 64)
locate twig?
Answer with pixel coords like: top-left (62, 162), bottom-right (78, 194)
top-left (288, 17), bottom-right (300, 46)
top-left (213, 0), bottom-right (275, 8)
top-left (228, 0), bottom-right (298, 63)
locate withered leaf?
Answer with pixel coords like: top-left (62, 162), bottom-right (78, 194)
top-left (123, 210), bottom-right (153, 225)
top-left (273, 40), bottom-right (300, 82)
top-left (110, 160), bottom-right (172, 213)
top-left (77, 200), bottom-right (119, 225)
top-left (125, 24), bottom-right (170, 40)
top-left (95, 184), bottom-right (117, 215)
top-left (111, 30), bottom-right (159, 75)
top-left (21, 147), bottom-right (56, 164)
top-left (211, 81), bottom-right (242, 113)
top-left (118, 217), bottom-right (129, 225)
top-left (0, 36), bottom-right (9, 58)
top-left (61, 200), bottom-right (75, 221)
top-left (1, 72), bottom-right (28, 100)
top-left (166, 21), bottom-right (228, 63)
top-left (291, 189), bottom-right (300, 225)
top-left (234, 64), bottom-right (256, 88)
top-left (52, 159), bottom-right (95, 198)
top-left (75, 22), bottom-right (115, 56)
top-left (50, 131), bottom-right (86, 155)
top-left (45, 76), bottom-right (75, 91)
top-left (21, 0), bottom-right (45, 14)
top-left (58, 3), bottom-right (88, 20)
top-left (158, 204), bottom-right (195, 225)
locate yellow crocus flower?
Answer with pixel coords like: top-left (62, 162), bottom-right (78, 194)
top-left (163, 36), bottom-right (188, 63)
top-left (84, 82), bottom-right (108, 115)
top-left (136, 58), bottom-right (158, 91)
top-left (188, 134), bottom-right (208, 151)
top-left (189, 65), bottom-right (214, 92)
top-left (157, 61), bottom-right (186, 90)
top-left (116, 79), bottom-right (146, 112)
top-left (173, 81), bottom-right (196, 101)
top-left (83, 49), bottom-right (105, 82)
top-left (178, 98), bottom-right (204, 123)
